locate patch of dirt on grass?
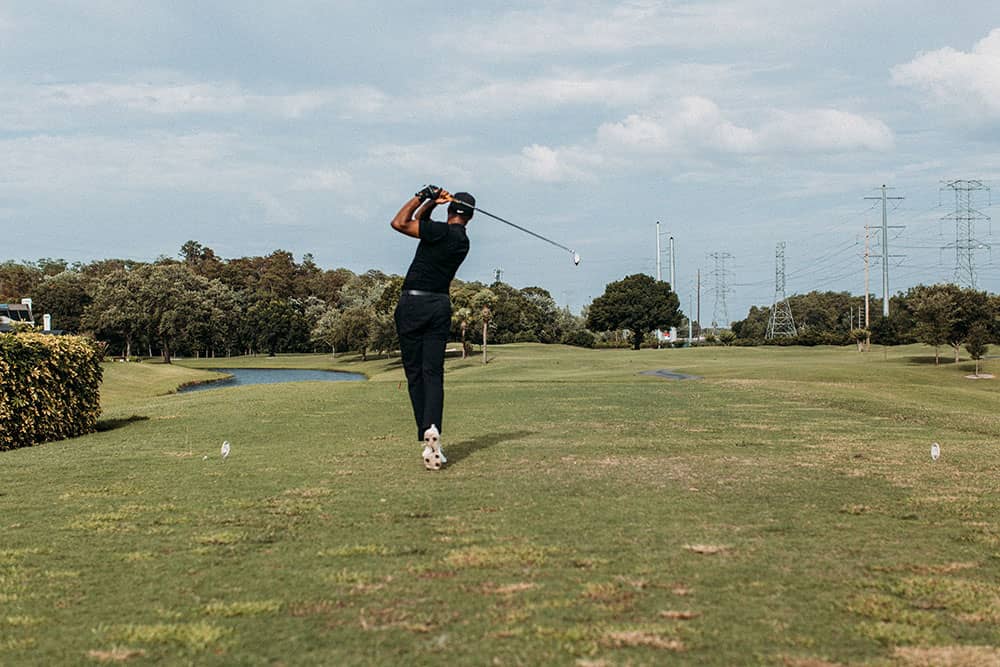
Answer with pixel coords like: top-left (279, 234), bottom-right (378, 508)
top-left (780, 658), bottom-right (845, 667)
top-left (288, 600), bottom-right (344, 617)
top-left (683, 544), bottom-right (730, 555)
top-left (893, 645), bottom-right (1000, 666)
top-left (870, 562), bottom-right (978, 576)
top-left (283, 486), bottom-right (333, 498)
top-left (600, 629), bottom-right (684, 651)
top-left (481, 582), bottom-right (537, 595)
top-left (581, 582), bottom-right (637, 612)
top-left (358, 605), bottom-right (441, 634)
top-left (445, 543), bottom-right (551, 569)
top-left (86, 647), bottom-right (147, 663)
top-left (659, 610), bottom-right (700, 620)
top-left (203, 600), bottom-right (282, 617)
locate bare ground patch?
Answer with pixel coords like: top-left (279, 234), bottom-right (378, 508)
top-left (893, 645), bottom-right (1000, 667)
top-left (86, 647), bottom-right (147, 663)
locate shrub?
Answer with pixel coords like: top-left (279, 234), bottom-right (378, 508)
top-left (561, 329), bottom-right (596, 349)
top-left (0, 332), bottom-right (104, 451)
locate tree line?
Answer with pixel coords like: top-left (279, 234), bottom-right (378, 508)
top-left (0, 242), bottom-right (590, 362)
top-left (9, 247), bottom-right (994, 359)
top-left (731, 285), bottom-right (1000, 359)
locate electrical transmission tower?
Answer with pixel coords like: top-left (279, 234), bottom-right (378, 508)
top-left (941, 179), bottom-right (991, 289)
top-left (766, 242), bottom-right (797, 339)
top-left (707, 252), bottom-right (733, 332)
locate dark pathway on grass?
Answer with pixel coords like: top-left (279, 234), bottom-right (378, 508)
top-left (639, 369), bottom-right (702, 381)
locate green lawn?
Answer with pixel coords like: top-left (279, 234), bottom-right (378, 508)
top-left (2, 344), bottom-right (999, 665)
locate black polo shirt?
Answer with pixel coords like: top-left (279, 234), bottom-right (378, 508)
top-left (401, 219), bottom-right (469, 294)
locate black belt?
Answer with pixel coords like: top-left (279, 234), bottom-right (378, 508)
top-left (402, 289), bottom-right (447, 296)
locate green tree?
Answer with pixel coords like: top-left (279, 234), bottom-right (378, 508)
top-left (135, 264), bottom-right (213, 362)
top-left (81, 269), bottom-right (148, 359)
top-left (910, 284), bottom-right (955, 364)
top-left (310, 307), bottom-right (342, 356)
top-left (472, 288), bottom-right (497, 364)
top-left (335, 305), bottom-right (376, 360)
top-left (367, 311), bottom-right (398, 358)
top-left (965, 323), bottom-right (989, 377)
top-left (452, 306), bottom-right (474, 358)
top-left (586, 274), bottom-right (681, 350)
top-left (947, 287), bottom-right (992, 363)
top-left (849, 328), bottom-right (870, 353)
top-left (30, 271), bottom-right (92, 332)
top-left (248, 296), bottom-right (299, 357)
top-left (0, 261), bottom-right (44, 302)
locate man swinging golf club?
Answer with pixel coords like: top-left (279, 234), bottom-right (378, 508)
top-left (391, 185), bottom-right (475, 470)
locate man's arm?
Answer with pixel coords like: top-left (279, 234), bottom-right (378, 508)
top-left (390, 189), bottom-right (452, 239)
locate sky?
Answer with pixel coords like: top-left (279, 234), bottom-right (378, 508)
top-left (2, 1), bottom-right (999, 323)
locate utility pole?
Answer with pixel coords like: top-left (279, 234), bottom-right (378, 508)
top-left (696, 269), bottom-right (701, 336)
top-left (688, 293), bottom-right (693, 343)
top-left (940, 179), bottom-right (991, 289)
top-left (864, 185), bottom-right (904, 318)
top-left (864, 225), bottom-right (870, 329)
top-left (655, 221), bottom-right (662, 282)
top-left (669, 236), bottom-right (676, 289)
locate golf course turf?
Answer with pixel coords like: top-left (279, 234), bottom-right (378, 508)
top-left (2, 344), bottom-right (999, 665)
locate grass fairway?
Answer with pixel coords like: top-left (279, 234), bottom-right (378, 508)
top-left (3, 344), bottom-right (1000, 665)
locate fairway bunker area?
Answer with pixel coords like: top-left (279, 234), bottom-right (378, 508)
top-left (640, 369), bottom-right (702, 381)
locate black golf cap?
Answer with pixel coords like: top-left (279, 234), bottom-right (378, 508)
top-left (448, 192), bottom-right (475, 218)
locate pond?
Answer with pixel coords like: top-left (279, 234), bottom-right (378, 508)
top-left (178, 368), bottom-right (367, 393)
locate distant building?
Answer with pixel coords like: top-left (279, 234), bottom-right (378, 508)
top-left (0, 303), bottom-right (34, 333)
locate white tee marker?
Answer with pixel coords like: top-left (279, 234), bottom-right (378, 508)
top-left (930, 442), bottom-right (940, 461)
top-left (221, 440), bottom-right (231, 460)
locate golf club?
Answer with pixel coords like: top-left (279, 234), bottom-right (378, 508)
top-left (447, 195), bottom-right (581, 266)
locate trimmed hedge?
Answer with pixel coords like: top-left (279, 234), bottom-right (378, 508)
top-left (0, 332), bottom-right (104, 451)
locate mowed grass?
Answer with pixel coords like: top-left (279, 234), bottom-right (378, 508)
top-left (2, 344), bottom-right (1000, 665)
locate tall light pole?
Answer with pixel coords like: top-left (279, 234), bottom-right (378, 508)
top-left (655, 221), bottom-right (662, 281)
top-left (669, 235), bottom-right (676, 288)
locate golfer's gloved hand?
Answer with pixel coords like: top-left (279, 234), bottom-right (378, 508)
top-left (415, 184), bottom-right (442, 201)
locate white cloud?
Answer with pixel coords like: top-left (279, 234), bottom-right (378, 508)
top-left (757, 109), bottom-right (893, 152)
top-left (891, 27), bottom-right (1000, 119)
top-left (596, 97), bottom-right (891, 155)
top-left (514, 144), bottom-right (601, 183)
top-left (598, 97), bottom-right (756, 153)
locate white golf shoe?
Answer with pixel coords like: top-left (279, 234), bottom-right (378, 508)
top-left (422, 425), bottom-right (446, 470)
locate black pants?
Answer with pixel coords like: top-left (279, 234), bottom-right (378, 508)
top-left (394, 292), bottom-right (451, 442)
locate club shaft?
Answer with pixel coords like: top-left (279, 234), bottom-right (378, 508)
top-left (466, 204), bottom-right (575, 255)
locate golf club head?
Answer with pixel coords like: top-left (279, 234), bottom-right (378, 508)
top-left (573, 252), bottom-right (581, 266)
